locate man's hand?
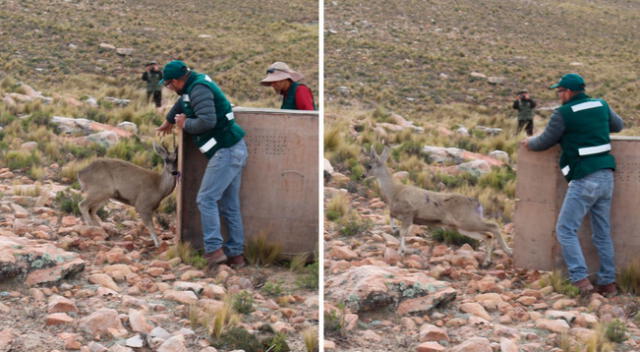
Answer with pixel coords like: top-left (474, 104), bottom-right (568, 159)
top-left (156, 120), bottom-right (174, 136)
top-left (175, 113), bottom-right (186, 130)
top-left (520, 137), bottom-right (530, 150)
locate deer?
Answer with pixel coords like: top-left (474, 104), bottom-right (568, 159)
top-left (364, 146), bottom-right (512, 267)
top-left (77, 142), bottom-right (179, 247)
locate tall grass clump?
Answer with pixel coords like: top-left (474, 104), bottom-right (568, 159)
top-left (244, 232), bottom-right (282, 266)
top-left (617, 259), bottom-right (640, 295)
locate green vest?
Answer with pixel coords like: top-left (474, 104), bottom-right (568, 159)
top-left (182, 72), bottom-right (245, 159)
top-left (146, 71), bottom-right (162, 92)
top-left (517, 99), bottom-right (534, 121)
top-left (557, 93), bottom-right (615, 181)
top-left (281, 82), bottom-right (316, 110)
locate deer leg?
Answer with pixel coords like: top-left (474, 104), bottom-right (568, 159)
top-left (390, 217), bottom-right (399, 237)
top-left (88, 200), bottom-right (107, 226)
top-left (490, 224), bottom-right (512, 255)
top-left (398, 216), bottom-right (413, 256)
top-left (139, 210), bottom-right (160, 247)
top-left (79, 199), bottom-right (94, 225)
top-left (458, 229), bottom-right (494, 267)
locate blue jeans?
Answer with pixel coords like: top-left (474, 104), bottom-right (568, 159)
top-left (556, 169), bottom-right (615, 285)
top-left (198, 139), bottom-right (248, 256)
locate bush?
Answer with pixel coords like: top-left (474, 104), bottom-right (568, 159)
top-left (262, 281), bottom-right (285, 297)
top-left (54, 189), bottom-right (82, 216)
top-left (538, 270), bottom-right (580, 298)
top-left (244, 233), bottom-right (282, 267)
top-left (263, 333), bottom-right (290, 352)
top-left (325, 193), bottom-right (349, 221)
top-left (324, 303), bottom-right (346, 336)
top-left (430, 228), bottom-right (479, 249)
top-left (296, 261), bottom-right (319, 290)
top-left (338, 213), bottom-right (371, 237)
top-left (605, 319), bottom-right (627, 343)
top-left (617, 259), bottom-right (640, 295)
top-left (5, 150), bottom-right (39, 170)
top-left (233, 291), bottom-right (255, 314)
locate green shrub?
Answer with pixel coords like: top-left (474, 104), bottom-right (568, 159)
top-left (262, 281), bottom-right (285, 297)
top-left (233, 291), bottom-right (255, 314)
top-left (263, 332), bottom-right (290, 352)
top-left (538, 270), bottom-right (580, 298)
top-left (478, 167), bottom-right (516, 190)
top-left (245, 233), bottom-right (282, 267)
top-left (54, 189), bottom-right (82, 216)
top-left (324, 303), bottom-right (346, 336)
top-left (605, 319), bottom-right (627, 343)
top-left (213, 326), bottom-right (262, 352)
top-left (617, 259), bottom-right (640, 295)
top-left (296, 261), bottom-right (319, 290)
top-left (430, 228), bottom-right (479, 249)
top-left (5, 150), bottom-right (40, 170)
top-left (338, 213), bottom-right (371, 237)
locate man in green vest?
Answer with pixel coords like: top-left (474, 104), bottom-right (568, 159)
top-left (157, 60), bottom-right (248, 270)
top-left (522, 73), bottom-right (624, 297)
top-left (512, 89), bottom-right (537, 136)
top-left (260, 62), bottom-right (316, 110)
top-left (141, 61), bottom-right (163, 108)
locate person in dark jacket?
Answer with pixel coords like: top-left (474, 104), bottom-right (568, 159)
top-left (260, 62), bottom-right (316, 110)
top-left (157, 60), bottom-right (248, 270)
top-left (513, 90), bottom-right (537, 136)
top-left (141, 61), bottom-right (163, 108)
top-left (522, 73), bottom-right (624, 297)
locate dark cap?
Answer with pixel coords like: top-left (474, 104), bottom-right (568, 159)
top-left (549, 73), bottom-right (586, 91)
top-left (517, 89), bottom-right (528, 95)
top-left (160, 60), bottom-right (190, 84)
top-left (146, 60), bottom-right (158, 66)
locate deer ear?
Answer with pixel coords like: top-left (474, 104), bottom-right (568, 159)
top-left (153, 142), bottom-right (168, 158)
top-left (380, 147), bottom-right (390, 162)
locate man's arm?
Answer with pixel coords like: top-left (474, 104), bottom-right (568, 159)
top-left (527, 110), bottom-right (565, 151)
top-left (512, 100), bottom-right (519, 110)
top-left (609, 107), bottom-right (624, 133)
top-left (166, 98), bottom-right (184, 124)
top-left (530, 99), bottom-right (537, 109)
top-left (141, 71), bottom-right (149, 82)
top-left (183, 84), bottom-right (217, 134)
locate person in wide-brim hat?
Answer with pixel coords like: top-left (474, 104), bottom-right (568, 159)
top-left (260, 62), bottom-right (315, 111)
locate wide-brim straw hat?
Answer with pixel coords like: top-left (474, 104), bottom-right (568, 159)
top-left (260, 62), bottom-right (304, 85)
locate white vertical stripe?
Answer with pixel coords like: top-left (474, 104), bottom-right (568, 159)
top-left (226, 112), bottom-right (235, 120)
top-left (571, 101), bottom-right (603, 112)
top-left (182, 94), bottom-right (190, 102)
top-left (561, 165), bottom-right (570, 176)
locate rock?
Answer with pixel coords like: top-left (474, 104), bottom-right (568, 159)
top-left (396, 287), bottom-right (457, 316)
top-left (116, 122), bottom-right (138, 134)
top-left (329, 246), bottom-right (358, 260)
top-left (126, 334), bottom-right (144, 348)
top-left (116, 48), bottom-right (134, 56)
top-left (457, 159), bottom-right (492, 176)
top-left (48, 295), bottom-right (78, 313)
top-left (157, 335), bottom-right (187, 352)
top-left (164, 290), bottom-right (198, 305)
top-left (383, 247), bottom-right (400, 265)
top-left (456, 126), bottom-right (470, 136)
top-left (337, 86), bottom-right (350, 96)
top-left (79, 308), bottom-right (127, 338)
top-left (470, 72), bottom-right (487, 79)
top-left (417, 341), bottom-right (446, 352)
top-left (20, 141), bottom-right (38, 151)
top-left (84, 131), bottom-right (120, 148)
top-left (129, 309), bottom-right (153, 333)
top-left (99, 43), bottom-right (116, 50)
top-left (489, 150), bottom-right (510, 164)
top-left (180, 270), bottom-right (205, 281)
top-left (488, 76), bottom-right (506, 84)
top-left (419, 323), bottom-right (449, 342)
top-left (324, 159), bottom-right (334, 174)
top-left (422, 146), bottom-right (464, 164)
top-left (88, 341), bottom-right (109, 352)
top-left (89, 273), bottom-right (120, 291)
top-left (460, 302), bottom-right (492, 320)
top-left (451, 337), bottom-right (492, 352)
top-left (552, 299), bottom-right (576, 310)
top-left (0, 234), bottom-right (85, 286)
top-left (499, 338), bottom-right (519, 352)
top-left (58, 332), bottom-right (82, 350)
top-left (46, 312), bottom-right (75, 325)
top-left (326, 265), bottom-right (453, 312)
top-left (475, 125), bottom-right (502, 136)
top-left (0, 329), bottom-right (14, 351)
top-left (535, 318), bottom-right (570, 334)
top-left (109, 345), bottom-right (134, 352)
top-left (202, 284), bottom-right (226, 299)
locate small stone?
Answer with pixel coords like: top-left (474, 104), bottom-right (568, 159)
top-left (89, 273), bottom-right (120, 291)
top-left (535, 318), bottom-right (570, 334)
top-left (48, 295), bottom-right (78, 313)
top-left (46, 313), bottom-right (75, 325)
top-left (419, 323), bottom-right (449, 342)
top-left (460, 302), bottom-right (492, 320)
top-left (416, 341), bottom-right (445, 352)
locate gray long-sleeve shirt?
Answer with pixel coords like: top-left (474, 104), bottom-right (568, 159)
top-left (166, 84), bottom-right (217, 135)
top-left (528, 107), bottom-right (624, 151)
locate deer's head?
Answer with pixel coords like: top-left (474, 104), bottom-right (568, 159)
top-left (153, 142), bottom-right (179, 176)
top-left (364, 146), bottom-right (390, 179)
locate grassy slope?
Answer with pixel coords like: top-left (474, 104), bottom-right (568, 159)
top-left (326, 0), bottom-right (639, 124)
top-left (0, 0), bottom-right (318, 107)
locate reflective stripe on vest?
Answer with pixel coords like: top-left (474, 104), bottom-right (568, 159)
top-left (561, 165), bottom-right (570, 176)
top-left (571, 101), bottom-right (603, 112)
top-left (182, 94), bottom-right (190, 102)
top-left (197, 112), bottom-right (236, 154)
top-left (578, 143), bottom-right (611, 156)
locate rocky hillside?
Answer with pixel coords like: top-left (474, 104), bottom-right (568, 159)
top-left (324, 1), bottom-right (640, 351)
top-left (0, 0), bottom-right (318, 108)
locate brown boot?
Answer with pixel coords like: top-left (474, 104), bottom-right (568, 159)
top-left (204, 249), bottom-right (227, 270)
top-left (596, 282), bottom-right (617, 298)
top-left (226, 254), bottom-right (246, 269)
top-left (573, 278), bottom-right (595, 297)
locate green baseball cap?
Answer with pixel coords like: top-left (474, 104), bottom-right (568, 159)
top-left (160, 60), bottom-right (190, 84)
top-left (549, 73), bottom-right (586, 91)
